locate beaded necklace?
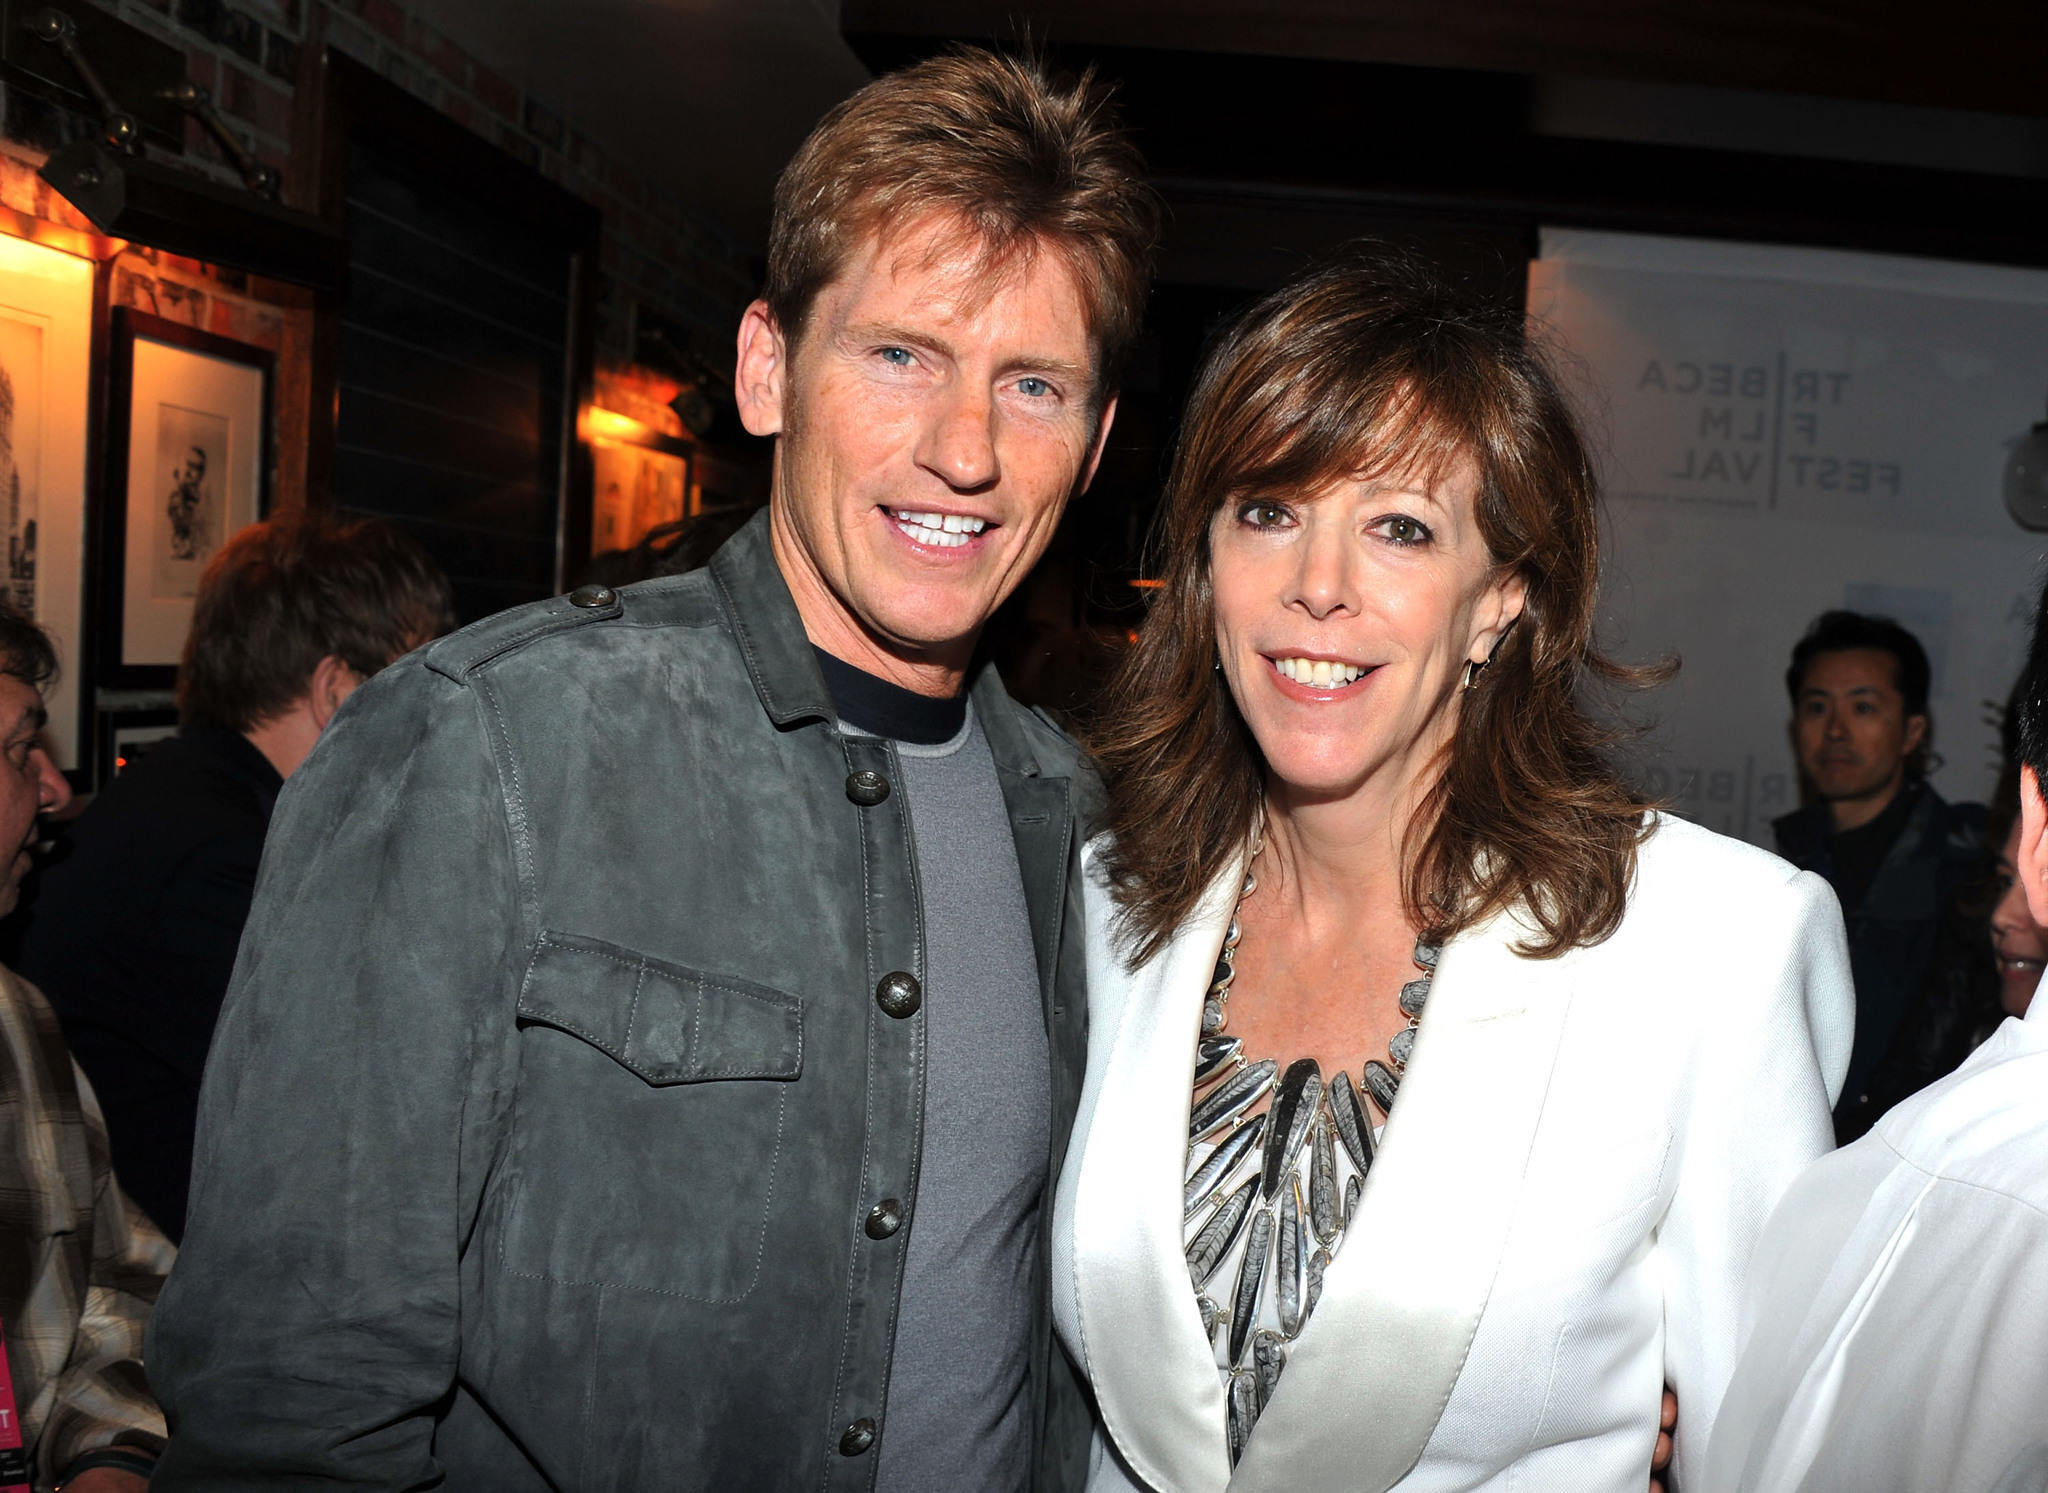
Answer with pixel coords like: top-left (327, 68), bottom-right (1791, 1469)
top-left (1182, 840), bottom-right (1439, 1463)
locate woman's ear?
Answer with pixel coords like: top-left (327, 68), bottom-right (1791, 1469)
top-left (1471, 570), bottom-right (1529, 665)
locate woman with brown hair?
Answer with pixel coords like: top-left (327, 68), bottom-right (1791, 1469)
top-left (1049, 251), bottom-right (1854, 1493)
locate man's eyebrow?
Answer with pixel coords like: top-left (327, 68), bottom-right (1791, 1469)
top-left (842, 323), bottom-right (1092, 385)
top-left (1001, 352), bottom-right (1091, 383)
top-left (3, 704), bottom-right (45, 737)
top-left (843, 321), bottom-right (954, 359)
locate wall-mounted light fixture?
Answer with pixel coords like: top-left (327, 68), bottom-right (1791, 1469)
top-left (581, 406), bottom-right (657, 446)
top-left (38, 140), bottom-right (346, 291)
top-left (17, 4), bottom-right (345, 291)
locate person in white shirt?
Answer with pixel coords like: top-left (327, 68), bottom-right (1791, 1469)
top-left (1705, 590), bottom-right (2048, 1493)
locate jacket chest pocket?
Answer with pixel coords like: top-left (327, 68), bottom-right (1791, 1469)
top-left (494, 930), bottom-right (803, 1303)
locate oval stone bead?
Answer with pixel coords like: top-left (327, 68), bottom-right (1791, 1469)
top-left (1389, 1025), bottom-right (1417, 1068)
top-left (1364, 1059), bottom-right (1401, 1114)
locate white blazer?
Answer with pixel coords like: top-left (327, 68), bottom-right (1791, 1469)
top-left (1052, 814), bottom-right (1854, 1493)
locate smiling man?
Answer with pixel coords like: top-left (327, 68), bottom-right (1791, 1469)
top-left (147, 49), bottom-right (1157, 1492)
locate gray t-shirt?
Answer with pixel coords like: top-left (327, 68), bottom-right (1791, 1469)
top-left (848, 701), bottom-right (1051, 1493)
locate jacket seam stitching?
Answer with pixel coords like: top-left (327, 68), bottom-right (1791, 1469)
top-left (531, 934), bottom-right (795, 1008)
top-left (474, 676), bottom-right (539, 926)
top-left (821, 741), bottom-right (877, 1493)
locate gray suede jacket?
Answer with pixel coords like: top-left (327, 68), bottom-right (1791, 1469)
top-left (147, 513), bottom-right (1097, 1491)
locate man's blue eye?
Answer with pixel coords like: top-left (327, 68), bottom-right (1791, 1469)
top-left (1018, 377), bottom-right (1050, 397)
top-left (880, 347), bottom-right (912, 366)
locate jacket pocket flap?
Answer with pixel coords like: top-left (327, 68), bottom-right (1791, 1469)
top-left (517, 931), bottom-right (803, 1084)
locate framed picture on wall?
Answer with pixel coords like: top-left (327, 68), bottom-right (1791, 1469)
top-left (98, 309), bottom-right (271, 689)
top-left (94, 704), bottom-right (179, 785)
top-left (590, 438), bottom-right (691, 558)
top-left (0, 230), bottom-right (97, 776)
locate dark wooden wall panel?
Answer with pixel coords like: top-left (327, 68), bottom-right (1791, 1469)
top-left (332, 136), bottom-right (571, 622)
top-left (300, 51), bottom-right (601, 623)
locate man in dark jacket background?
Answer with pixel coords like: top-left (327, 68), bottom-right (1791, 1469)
top-left (1773, 610), bottom-right (1988, 1141)
top-left (17, 515), bottom-right (452, 1240)
top-left (148, 49), bottom-right (1159, 1491)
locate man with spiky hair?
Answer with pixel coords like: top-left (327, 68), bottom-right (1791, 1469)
top-left (1707, 593), bottom-right (2048, 1493)
top-left (149, 48), bottom-right (1158, 1491)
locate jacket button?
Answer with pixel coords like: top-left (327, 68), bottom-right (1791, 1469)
top-left (865, 1199), bottom-right (904, 1239)
top-left (839, 1417), bottom-right (876, 1456)
top-left (845, 769), bottom-right (891, 806)
top-left (875, 971), bottom-right (921, 1019)
top-left (568, 583), bottom-right (615, 609)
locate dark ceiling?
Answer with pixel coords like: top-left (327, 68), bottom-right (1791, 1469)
top-left (399, 1), bottom-right (2048, 253)
top-left (407, 0), bottom-right (871, 244)
top-left (841, 0), bottom-right (2048, 120)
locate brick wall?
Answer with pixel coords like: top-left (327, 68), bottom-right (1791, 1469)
top-left (1, 0), bottom-right (759, 365)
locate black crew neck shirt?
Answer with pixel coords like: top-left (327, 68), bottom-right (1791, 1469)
top-left (811, 647), bottom-right (966, 744)
top-left (1828, 779), bottom-right (1921, 916)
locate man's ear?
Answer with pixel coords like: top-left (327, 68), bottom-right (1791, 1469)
top-left (307, 654), bottom-right (361, 733)
top-left (1075, 394), bottom-right (1118, 497)
top-left (2020, 766), bottom-right (2048, 928)
top-left (1903, 714), bottom-right (1930, 757)
top-left (734, 301), bottom-right (787, 439)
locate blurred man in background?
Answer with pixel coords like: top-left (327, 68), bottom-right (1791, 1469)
top-left (1773, 610), bottom-right (1987, 1139)
top-left (17, 515), bottom-right (453, 1242)
top-left (0, 601), bottom-right (173, 1493)
top-left (1708, 589), bottom-right (2048, 1493)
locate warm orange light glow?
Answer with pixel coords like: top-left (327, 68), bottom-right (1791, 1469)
top-left (1129, 578), bottom-right (1165, 590)
top-left (581, 406), bottom-right (652, 446)
top-left (0, 203), bottom-right (123, 262)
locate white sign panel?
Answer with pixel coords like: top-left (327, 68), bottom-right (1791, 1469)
top-left (1529, 230), bottom-right (2048, 847)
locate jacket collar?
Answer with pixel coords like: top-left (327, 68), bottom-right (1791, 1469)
top-left (974, 664), bottom-right (1056, 782)
top-left (706, 507), bottom-right (1059, 786)
top-left (1070, 856), bottom-right (1579, 1492)
top-left (706, 508), bottom-right (837, 730)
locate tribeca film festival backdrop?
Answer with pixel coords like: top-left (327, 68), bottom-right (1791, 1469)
top-left (1531, 231), bottom-right (2048, 847)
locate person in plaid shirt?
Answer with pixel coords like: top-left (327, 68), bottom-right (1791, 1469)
top-left (0, 602), bottom-right (172, 1491)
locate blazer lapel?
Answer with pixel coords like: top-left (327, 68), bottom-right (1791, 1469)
top-left (1232, 912), bottom-right (1580, 1492)
top-left (1072, 860), bottom-right (1244, 1493)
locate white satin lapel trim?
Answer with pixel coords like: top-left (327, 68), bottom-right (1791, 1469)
top-left (1073, 859), bottom-right (1246, 1493)
top-left (1230, 913), bottom-right (1580, 1492)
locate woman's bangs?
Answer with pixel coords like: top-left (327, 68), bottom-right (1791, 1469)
top-left (1210, 370), bottom-right (1480, 518)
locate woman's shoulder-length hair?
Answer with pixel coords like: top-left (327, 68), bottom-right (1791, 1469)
top-left (1088, 246), bottom-right (1660, 967)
